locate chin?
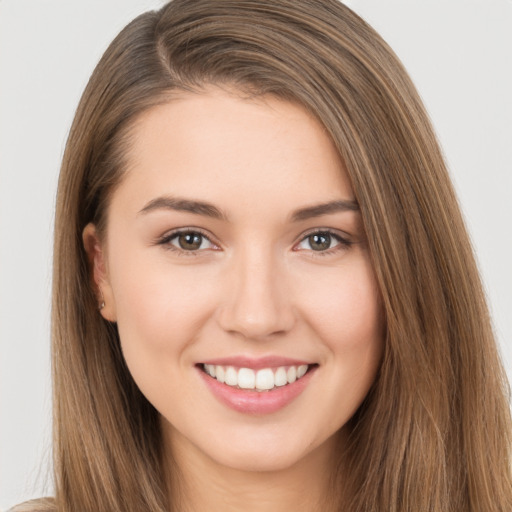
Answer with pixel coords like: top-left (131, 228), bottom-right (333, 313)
top-left (197, 428), bottom-right (337, 474)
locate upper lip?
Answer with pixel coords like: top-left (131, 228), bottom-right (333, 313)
top-left (199, 356), bottom-right (314, 370)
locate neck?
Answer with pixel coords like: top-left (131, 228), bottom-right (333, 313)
top-left (164, 426), bottom-right (343, 512)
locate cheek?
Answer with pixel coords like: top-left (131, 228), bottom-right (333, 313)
top-left (298, 257), bottom-right (384, 401)
top-left (300, 259), bottom-right (384, 349)
top-left (108, 257), bottom-right (223, 410)
top-left (107, 247), bottom-right (220, 366)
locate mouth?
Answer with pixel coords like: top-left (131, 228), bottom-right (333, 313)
top-left (196, 359), bottom-right (318, 414)
top-left (199, 363), bottom-right (314, 392)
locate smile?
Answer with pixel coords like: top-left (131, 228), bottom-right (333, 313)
top-left (202, 364), bottom-right (309, 392)
top-left (198, 358), bottom-right (318, 414)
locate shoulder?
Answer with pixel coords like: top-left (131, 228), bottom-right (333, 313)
top-left (8, 498), bottom-right (55, 512)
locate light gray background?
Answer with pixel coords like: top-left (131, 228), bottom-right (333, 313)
top-left (1, 0), bottom-right (511, 508)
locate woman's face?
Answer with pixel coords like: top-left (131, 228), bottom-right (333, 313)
top-left (85, 88), bottom-right (384, 473)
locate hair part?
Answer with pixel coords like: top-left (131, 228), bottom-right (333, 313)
top-left (40, 1), bottom-right (512, 511)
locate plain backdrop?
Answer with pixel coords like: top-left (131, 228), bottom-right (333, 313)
top-left (1, 0), bottom-right (511, 508)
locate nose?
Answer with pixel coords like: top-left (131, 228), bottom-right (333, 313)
top-left (216, 248), bottom-right (296, 340)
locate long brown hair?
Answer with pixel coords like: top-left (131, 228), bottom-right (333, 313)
top-left (20, 1), bottom-right (512, 510)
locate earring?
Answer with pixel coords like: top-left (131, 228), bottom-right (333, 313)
top-left (98, 289), bottom-right (105, 311)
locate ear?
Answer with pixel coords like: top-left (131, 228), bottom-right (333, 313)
top-left (82, 223), bottom-right (117, 322)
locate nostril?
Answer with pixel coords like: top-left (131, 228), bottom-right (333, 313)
top-left (215, 262), bottom-right (295, 338)
top-left (216, 302), bottom-right (295, 340)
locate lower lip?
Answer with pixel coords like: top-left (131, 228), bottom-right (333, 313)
top-left (198, 366), bottom-right (316, 415)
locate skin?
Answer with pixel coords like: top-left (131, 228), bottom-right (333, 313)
top-left (84, 87), bottom-right (384, 511)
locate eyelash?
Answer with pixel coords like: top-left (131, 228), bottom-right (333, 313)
top-left (156, 228), bottom-right (353, 257)
top-left (157, 228), bottom-right (219, 256)
top-left (294, 229), bottom-right (353, 257)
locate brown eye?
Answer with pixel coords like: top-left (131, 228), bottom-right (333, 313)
top-left (177, 232), bottom-right (204, 250)
top-left (308, 233), bottom-right (333, 251)
top-left (159, 229), bottom-right (218, 254)
top-left (295, 230), bottom-right (350, 254)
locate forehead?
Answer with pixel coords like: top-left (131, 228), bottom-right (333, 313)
top-left (113, 88), bottom-right (354, 216)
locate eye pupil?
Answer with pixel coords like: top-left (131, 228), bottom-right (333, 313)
top-left (309, 233), bottom-right (331, 251)
top-left (179, 232), bottom-right (202, 250)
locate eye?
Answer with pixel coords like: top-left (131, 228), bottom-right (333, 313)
top-left (295, 230), bottom-right (350, 253)
top-left (160, 229), bottom-right (218, 252)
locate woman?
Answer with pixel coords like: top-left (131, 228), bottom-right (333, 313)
top-left (14, 0), bottom-right (512, 510)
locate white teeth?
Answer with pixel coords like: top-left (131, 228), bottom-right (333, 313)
top-left (203, 363), bottom-right (311, 391)
top-left (225, 366), bottom-right (238, 386)
top-left (256, 368), bottom-right (274, 390)
top-left (204, 364), bottom-right (216, 377)
top-left (238, 368), bottom-right (256, 389)
top-left (274, 367), bottom-right (288, 387)
top-left (297, 364), bottom-right (308, 378)
top-left (215, 366), bottom-right (225, 383)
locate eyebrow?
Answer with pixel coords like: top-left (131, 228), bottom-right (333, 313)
top-left (138, 196), bottom-right (227, 220)
top-left (290, 199), bottom-right (359, 222)
top-left (138, 196), bottom-right (359, 222)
